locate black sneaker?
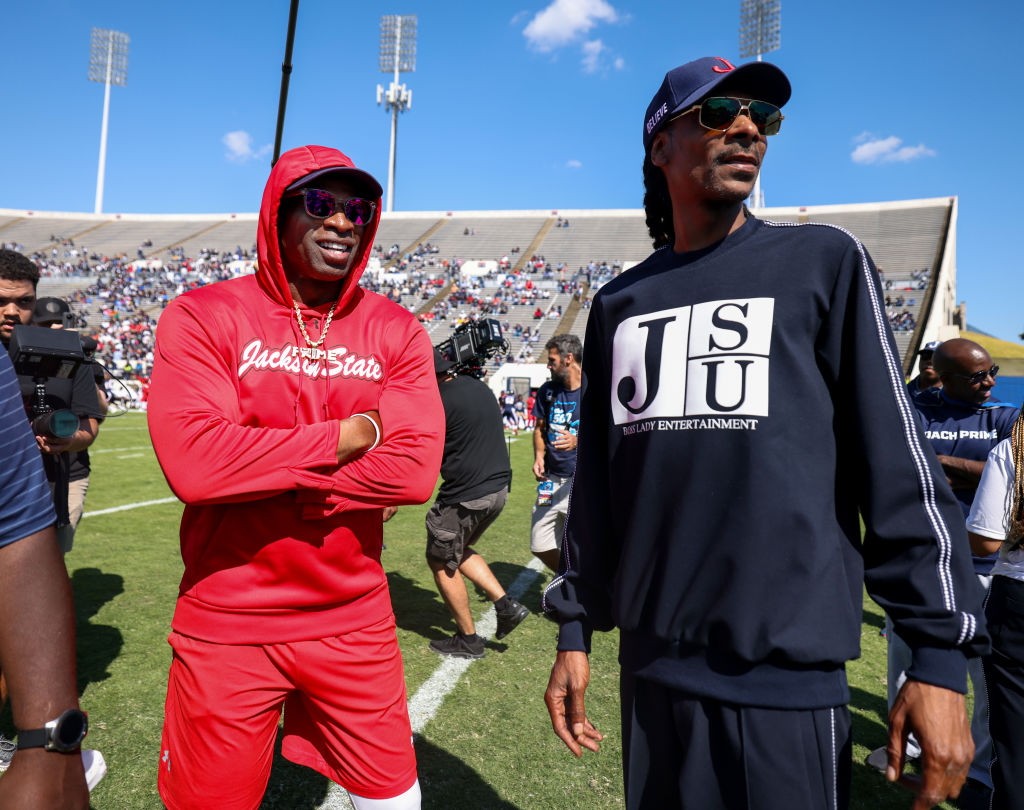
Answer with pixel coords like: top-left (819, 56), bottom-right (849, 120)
top-left (495, 598), bottom-right (530, 640)
top-left (429, 633), bottom-right (485, 659)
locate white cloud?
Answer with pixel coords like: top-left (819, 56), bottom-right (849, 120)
top-left (851, 134), bottom-right (936, 165)
top-left (222, 130), bottom-right (271, 163)
top-left (613, 56), bottom-right (625, 70)
top-left (523, 0), bottom-right (619, 51)
top-left (581, 40), bottom-right (605, 73)
top-left (566, 159), bottom-right (583, 168)
top-left (510, 10), bottom-right (530, 25)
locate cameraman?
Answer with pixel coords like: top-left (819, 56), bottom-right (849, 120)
top-left (0, 250), bottom-right (102, 554)
top-left (32, 298), bottom-right (107, 556)
top-left (425, 350), bottom-right (529, 659)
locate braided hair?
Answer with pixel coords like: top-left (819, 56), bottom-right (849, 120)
top-left (642, 152), bottom-right (674, 250)
top-left (1008, 410), bottom-right (1024, 551)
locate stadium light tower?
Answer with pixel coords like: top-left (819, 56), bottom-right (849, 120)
top-left (738, 0), bottom-right (780, 209)
top-left (89, 27), bottom-right (129, 215)
top-left (376, 15), bottom-right (416, 212)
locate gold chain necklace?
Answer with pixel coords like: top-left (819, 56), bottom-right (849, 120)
top-left (293, 300), bottom-right (337, 360)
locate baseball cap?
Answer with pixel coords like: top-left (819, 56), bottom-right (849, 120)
top-left (434, 349), bottom-right (456, 375)
top-left (32, 297), bottom-right (71, 325)
top-left (643, 56), bottom-right (791, 153)
top-left (918, 340), bottom-right (941, 354)
top-left (284, 166), bottom-right (383, 200)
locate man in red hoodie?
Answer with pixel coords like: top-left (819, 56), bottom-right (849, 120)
top-left (148, 145), bottom-right (444, 810)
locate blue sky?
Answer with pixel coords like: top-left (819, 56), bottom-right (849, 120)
top-left (2, 0), bottom-right (1021, 343)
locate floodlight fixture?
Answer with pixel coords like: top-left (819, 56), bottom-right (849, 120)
top-left (377, 15), bottom-right (417, 212)
top-left (379, 15), bottom-right (417, 74)
top-left (739, 0), bottom-right (781, 60)
top-left (88, 27), bottom-right (130, 214)
top-left (738, 0), bottom-right (779, 209)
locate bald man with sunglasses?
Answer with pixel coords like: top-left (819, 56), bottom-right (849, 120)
top-left (149, 146), bottom-right (443, 810)
top-left (871, 338), bottom-right (1020, 806)
top-left (543, 57), bottom-right (988, 810)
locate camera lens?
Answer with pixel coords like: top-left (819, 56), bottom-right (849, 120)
top-left (32, 409), bottom-right (79, 439)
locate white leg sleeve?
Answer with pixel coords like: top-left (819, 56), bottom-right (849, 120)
top-left (348, 779), bottom-right (421, 810)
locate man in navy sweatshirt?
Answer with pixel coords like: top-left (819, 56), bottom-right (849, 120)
top-left (542, 56), bottom-right (988, 810)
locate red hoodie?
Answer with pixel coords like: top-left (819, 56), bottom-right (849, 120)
top-left (148, 145), bottom-right (444, 644)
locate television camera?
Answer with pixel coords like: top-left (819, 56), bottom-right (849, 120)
top-left (434, 318), bottom-right (509, 379)
top-left (7, 325), bottom-right (84, 439)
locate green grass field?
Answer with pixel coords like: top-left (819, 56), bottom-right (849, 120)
top-left (1, 412), bottom-right (964, 809)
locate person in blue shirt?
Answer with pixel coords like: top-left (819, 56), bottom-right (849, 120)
top-left (875, 338), bottom-right (1017, 805)
top-left (530, 333), bottom-right (583, 571)
top-left (907, 340), bottom-right (942, 397)
top-left (0, 347), bottom-right (88, 806)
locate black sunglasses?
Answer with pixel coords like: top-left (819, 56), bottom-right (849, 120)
top-left (950, 365), bottom-right (999, 386)
top-left (673, 97), bottom-right (784, 136)
top-left (284, 189), bottom-right (376, 226)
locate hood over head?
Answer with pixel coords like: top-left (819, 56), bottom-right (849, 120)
top-left (256, 145), bottom-right (382, 310)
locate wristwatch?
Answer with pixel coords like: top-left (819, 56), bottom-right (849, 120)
top-left (16, 709), bottom-right (88, 752)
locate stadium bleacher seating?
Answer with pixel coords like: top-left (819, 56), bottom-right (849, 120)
top-left (4, 195), bottom-right (958, 380)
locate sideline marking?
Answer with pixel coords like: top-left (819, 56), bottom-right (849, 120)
top-left (317, 556), bottom-right (546, 809)
top-left (82, 497), bottom-right (179, 518)
top-left (91, 446), bottom-right (153, 454)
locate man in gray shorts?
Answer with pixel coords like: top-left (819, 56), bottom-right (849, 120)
top-left (426, 351), bottom-right (529, 659)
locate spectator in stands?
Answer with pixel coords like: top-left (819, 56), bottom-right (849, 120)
top-left (0, 348), bottom-right (89, 805)
top-left (147, 145), bottom-right (444, 809)
top-left (531, 333), bottom-right (582, 572)
top-left (967, 408), bottom-right (1024, 810)
top-left (907, 339), bottom-right (942, 397)
top-left (543, 56), bottom-right (986, 810)
top-left (872, 338), bottom-right (1019, 805)
top-left (425, 350), bottom-right (529, 659)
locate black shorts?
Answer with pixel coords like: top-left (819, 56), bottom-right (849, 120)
top-left (983, 575), bottom-right (1024, 810)
top-left (425, 488), bottom-right (508, 571)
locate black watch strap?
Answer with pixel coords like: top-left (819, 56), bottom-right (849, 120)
top-left (16, 709), bottom-right (88, 752)
top-left (15, 727), bottom-right (50, 749)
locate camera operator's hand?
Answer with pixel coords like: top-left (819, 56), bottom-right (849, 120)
top-left (36, 434), bottom-right (73, 455)
top-left (35, 417), bottom-right (98, 456)
top-left (336, 410), bottom-right (383, 464)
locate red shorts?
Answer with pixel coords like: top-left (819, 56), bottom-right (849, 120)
top-left (158, 617), bottom-right (416, 809)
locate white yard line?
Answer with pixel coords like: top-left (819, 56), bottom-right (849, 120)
top-left (90, 446), bottom-right (153, 454)
top-left (81, 497), bottom-right (179, 518)
top-left (317, 556), bottom-right (546, 809)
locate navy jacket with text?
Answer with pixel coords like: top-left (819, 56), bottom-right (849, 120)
top-left (543, 215), bottom-right (989, 709)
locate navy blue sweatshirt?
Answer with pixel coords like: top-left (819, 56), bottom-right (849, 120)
top-left (543, 215), bottom-right (988, 709)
